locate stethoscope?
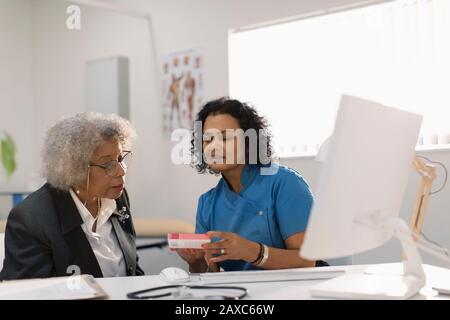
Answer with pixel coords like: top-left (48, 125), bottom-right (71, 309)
top-left (127, 284), bottom-right (248, 300)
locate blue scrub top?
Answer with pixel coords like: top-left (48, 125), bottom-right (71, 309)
top-left (195, 163), bottom-right (314, 271)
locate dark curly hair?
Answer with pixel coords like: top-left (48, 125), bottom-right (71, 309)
top-left (191, 97), bottom-right (274, 174)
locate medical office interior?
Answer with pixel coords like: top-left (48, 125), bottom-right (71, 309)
top-left (1, 0), bottom-right (450, 300)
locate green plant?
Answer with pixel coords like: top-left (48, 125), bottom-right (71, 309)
top-left (1, 131), bottom-right (17, 179)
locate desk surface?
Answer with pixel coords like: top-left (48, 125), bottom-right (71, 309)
top-left (96, 263), bottom-right (450, 300)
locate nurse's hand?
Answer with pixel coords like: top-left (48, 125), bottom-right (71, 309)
top-left (202, 231), bottom-right (260, 264)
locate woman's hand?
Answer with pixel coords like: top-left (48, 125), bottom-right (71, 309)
top-left (202, 231), bottom-right (260, 264)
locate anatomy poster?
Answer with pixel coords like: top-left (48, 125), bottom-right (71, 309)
top-left (162, 48), bottom-right (203, 134)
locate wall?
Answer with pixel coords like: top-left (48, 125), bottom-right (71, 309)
top-left (0, 0), bottom-right (34, 217)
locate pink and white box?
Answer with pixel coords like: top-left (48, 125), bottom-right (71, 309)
top-left (167, 233), bottom-right (211, 250)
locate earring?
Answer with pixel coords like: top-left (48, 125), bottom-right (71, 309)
top-left (76, 189), bottom-right (80, 194)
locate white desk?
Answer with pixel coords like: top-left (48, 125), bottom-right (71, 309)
top-left (96, 263), bottom-right (450, 300)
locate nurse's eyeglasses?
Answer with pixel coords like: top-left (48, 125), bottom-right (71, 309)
top-left (89, 151), bottom-right (132, 177)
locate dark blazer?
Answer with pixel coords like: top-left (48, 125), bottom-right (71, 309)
top-left (0, 183), bottom-right (144, 280)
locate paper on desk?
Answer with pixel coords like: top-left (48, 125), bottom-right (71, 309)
top-left (0, 275), bottom-right (107, 300)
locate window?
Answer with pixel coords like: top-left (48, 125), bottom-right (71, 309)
top-left (229, 0), bottom-right (450, 157)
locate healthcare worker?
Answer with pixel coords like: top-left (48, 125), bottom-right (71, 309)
top-left (177, 97), bottom-right (322, 272)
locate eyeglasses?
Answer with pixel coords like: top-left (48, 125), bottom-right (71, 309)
top-left (89, 151), bottom-right (132, 177)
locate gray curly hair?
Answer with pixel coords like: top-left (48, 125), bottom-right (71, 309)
top-left (41, 112), bottom-right (137, 191)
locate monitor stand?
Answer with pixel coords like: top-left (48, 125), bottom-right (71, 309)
top-left (309, 217), bottom-right (426, 299)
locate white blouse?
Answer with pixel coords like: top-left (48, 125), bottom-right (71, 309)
top-left (69, 189), bottom-right (126, 277)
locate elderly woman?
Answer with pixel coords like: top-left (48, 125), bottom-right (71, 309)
top-left (0, 113), bottom-right (144, 280)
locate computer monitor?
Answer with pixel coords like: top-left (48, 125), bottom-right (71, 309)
top-left (300, 94), bottom-right (424, 299)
